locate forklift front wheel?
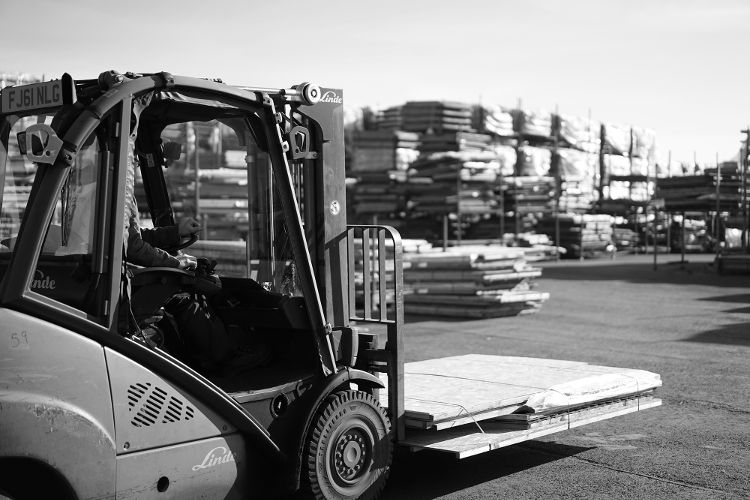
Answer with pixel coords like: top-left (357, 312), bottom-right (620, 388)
top-left (305, 390), bottom-right (392, 500)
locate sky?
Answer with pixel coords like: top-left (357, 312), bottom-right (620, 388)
top-left (1, 0), bottom-right (748, 165)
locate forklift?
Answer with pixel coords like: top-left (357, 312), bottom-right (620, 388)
top-left (0, 72), bottom-right (661, 499)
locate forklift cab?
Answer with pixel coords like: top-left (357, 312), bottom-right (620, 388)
top-left (0, 73), bottom-right (400, 499)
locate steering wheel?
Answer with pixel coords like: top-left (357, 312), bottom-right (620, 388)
top-left (172, 233), bottom-right (199, 251)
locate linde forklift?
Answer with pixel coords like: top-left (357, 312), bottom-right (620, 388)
top-left (0, 72), bottom-right (661, 499)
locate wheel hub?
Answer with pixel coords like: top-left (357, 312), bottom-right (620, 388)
top-left (334, 430), bottom-right (369, 481)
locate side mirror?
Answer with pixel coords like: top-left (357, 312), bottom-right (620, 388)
top-left (162, 142), bottom-right (182, 165)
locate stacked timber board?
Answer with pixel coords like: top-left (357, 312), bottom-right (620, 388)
top-left (401, 101), bottom-right (473, 134)
top-left (656, 168), bottom-right (749, 211)
top-left (380, 354), bottom-right (662, 457)
top-left (537, 213), bottom-right (615, 258)
top-left (402, 245), bottom-right (549, 318)
top-left (471, 105), bottom-right (515, 137)
top-left (348, 130), bottom-right (420, 226)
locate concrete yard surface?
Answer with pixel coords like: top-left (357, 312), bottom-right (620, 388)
top-left (382, 253), bottom-right (750, 499)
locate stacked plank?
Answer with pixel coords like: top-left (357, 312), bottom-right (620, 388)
top-left (537, 213), bottom-right (615, 258)
top-left (401, 101), bottom-right (473, 134)
top-left (419, 132), bottom-right (493, 154)
top-left (402, 245), bottom-right (549, 318)
top-left (502, 176), bottom-right (556, 229)
top-left (382, 355), bottom-right (661, 458)
top-left (513, 109), bottom-right (553, 137)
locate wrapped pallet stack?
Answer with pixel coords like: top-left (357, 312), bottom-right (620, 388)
top-left (402, 244), bottom-right (550, 318)
top-left (537, 214), bottom-right (615, 258)
top-left (599, 123), bottom-right (656, 213)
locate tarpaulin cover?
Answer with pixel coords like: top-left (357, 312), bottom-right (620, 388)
top-left (555, 148), bottom-right (597, 180)
top-left (555, 114), bottom-right (600, 152)
top-left (514, 109), bottom-right (552, 137)
top-left (602, 123), bottom-right (631, 155)
top-left (631, 126), bottom-right (656, 159)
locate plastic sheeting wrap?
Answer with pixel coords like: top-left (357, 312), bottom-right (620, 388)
top-left (514, 109), bottom-right (552, 137)
top-left (517, 146), bottom-right (552, 176)
top-left (602, 123), bottom-right (631, 155)
top-left (631, 126), bottom-right (656, 159)
top-left (555, 148), bottom-right (597, 180)
top-left (603, 154), bottom-right (631, 177)
top-left (555, 114), bottom-right (600, 152)
top-left (472, 105), bottom-right (515, 136)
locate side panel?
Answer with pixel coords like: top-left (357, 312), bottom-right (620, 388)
top-left (105, 348), bottom-right (236, 454)
top-left (116, 434), bottom-right (247, 499)
top-left (0, 309), bottom-right (116, 498)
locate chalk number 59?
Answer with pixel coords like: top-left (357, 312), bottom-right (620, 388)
top-left (10, 331), bottom-right (29, 350)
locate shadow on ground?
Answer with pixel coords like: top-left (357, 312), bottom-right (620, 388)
top-left (683, 321), bottom-right (750, 346)
top-left (539, 259), bottom-right (749, 288)
top-left (382, 441), bottom-right (591, 500)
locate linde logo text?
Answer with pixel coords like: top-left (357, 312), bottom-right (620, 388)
top-left (31, 270), bottom-right (56, 290)
top-left (320, 91), bottom-right (342, 104)
top-left (192, 446), bottom-right (237, 471)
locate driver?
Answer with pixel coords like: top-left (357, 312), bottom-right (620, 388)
top-left (124, 93), bottom-right (198, 268)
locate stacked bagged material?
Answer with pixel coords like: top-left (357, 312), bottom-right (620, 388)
top-left (402, 245), bottom-right (549, 318)
top-left (401, 101), bottom-right (473, 134)
top-left (472, 105), bottom-right (515, 137)
top-left (517, 145), bottom-right (552, 176)
top-left (513, 109), bottom-right (553, 137)
top-left (537, 214), bottom-right (615, 258)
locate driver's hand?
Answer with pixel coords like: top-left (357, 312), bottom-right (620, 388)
top-left (178, 217), bottom-right (201, 237)
top-left (177, 253), bottom-right (197, 270)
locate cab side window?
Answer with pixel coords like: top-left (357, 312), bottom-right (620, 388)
top-left (30, 129), bottom-right (106, 315)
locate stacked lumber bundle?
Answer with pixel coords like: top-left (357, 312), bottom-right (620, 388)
top-left (502, 176), bottom-right (556, 219)
top-left (402, 245), bottom-right (549, 318)
top-left (655, 170), bottom-right (747, 211)
top-left (419, 132), bottom-right (493, 154)
top-left (350, 130), bottom-right (420, 173)
top-left (375, 105), bottom-right (403, 130)
top-left (348, 130), bottom-right (420, 226)
top-left (407, 152), bottom-right (504, 216)
top-left (401, 101), bottom-right (473, 134)
top-left (537, 213), bottom-right (615, 258)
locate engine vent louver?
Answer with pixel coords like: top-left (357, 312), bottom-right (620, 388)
top-left (127, 382), bottom-right (195, 427)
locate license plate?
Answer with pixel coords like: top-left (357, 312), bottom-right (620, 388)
top-left (1, 74), bottom-right (75, 114)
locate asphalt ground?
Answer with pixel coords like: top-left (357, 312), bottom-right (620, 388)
top-left (381, 253), bottom-right (750, 499)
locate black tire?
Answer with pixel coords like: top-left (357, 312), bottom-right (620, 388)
top-left (305, 390), bottom-right (393, 500)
